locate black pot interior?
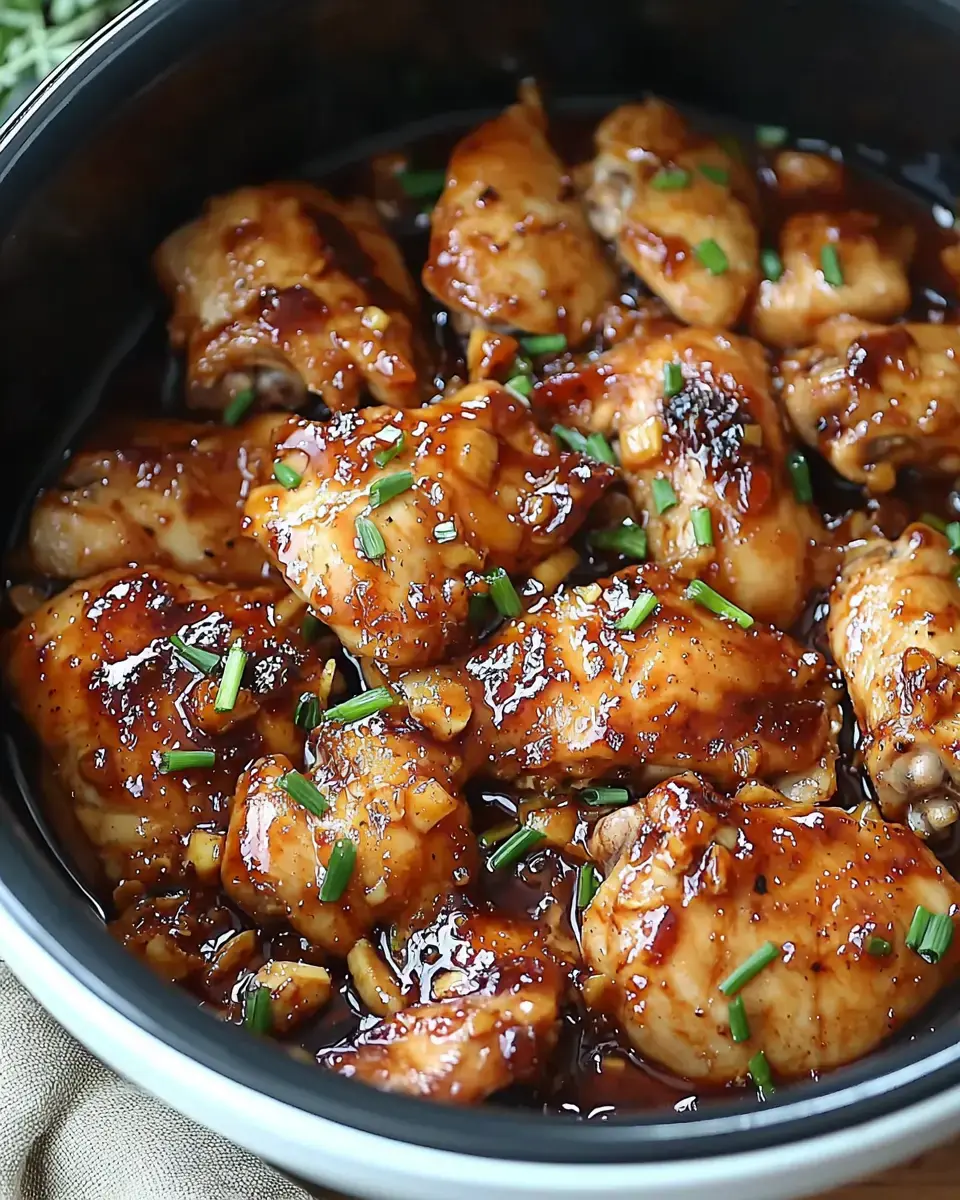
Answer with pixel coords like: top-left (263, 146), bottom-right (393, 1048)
top-left (3, 0), bottom-right (960, 1163)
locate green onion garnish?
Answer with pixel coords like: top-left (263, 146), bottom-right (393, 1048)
top-left (692, 507), bottom-right (714, 547)
top-left (223, 388), bottom-right (256, 427)
top-left (787, 450), bottom-right (814, 504)
top-left (650, 167), bottom-right (691, 191)
top-left (698, 163), bottom-right (729, 185)
top-left (922, 512), bottom-right (948, 534)
top-left (505, 374), bottom-right (534, 401)
top-left (355, 514), bottom-right (386, 561)
top-left (917, 913), bottom-right (954, 964)
top-left (520, 334), bottom-right (568, 356)
top-left (580, 787), bottom-right (631, 807)
top-left (719, 942), bottom-right (780, 996)
top-left (487, 567), bottom-right (522, 618)
top-left (906, 905), bottom-right (933, 951)
top-left (294, 692), bottom-right (320, 731)
top-left (748, 1049), bottom-right (776, 1098)
top-left (756, 124), bottom-right (788, 148)
top-left (159, 749), bottom-right (216, 774)
top-left (273, 460), bottom-right (302, 489)
top-left (511, 351), bottom-right (534, 379)
top-left (695, 238), bottom-right (729, 275)
top-left (279, 769), bottom-right (328, 818)
top-left (820, 244), bottom-right (844, 287)
top-left (585, 432), bottom-right (617, 465)
top-left (728, 995), bottom-right (750, 1043)
top-left (615, 590), bottom-right (659, 631)
top-left (760, 248), bottom-right (784, 282)
top-left (552, 424), bottom-right (590, 455)
top-left (169, 634), bottom-right (221, 675)
top-left (320, 837), bottom-right (357, 902)
top-left (469, 593), bottom-right (492, 626)
top-left (214, 641), bottom-right (248, 713)
top-left (399, 168), bottom-right (446, 199)
top-left (478, 821), bottom-right (518, 849)
top-left (243, 985), bottom-right (272, 1034)
top-left (322, 686), bottom-right (395, 724)
top-left (577, 862), bottom-right (603, 909)
top-left (663, 361), bottom-right (684, 399)
top-left (866, 935), bottom-right (893, 957)
top-left (947, 521), bottom-right (960, 553)
top-left (652, 477), bottom-right (678, 514)
top-left (373, 428), bottom-right (405, 469)
top-left (369, 470), bottom-right (414, 508)
top-left (685, 579), bottom-right (755, 630)
top-left (301, 613), bottom-right (323, 643)
top-left (589, 522), bottom-right (647, 560)
top-left (488, 826), bottom-right (546, 871)
top-left (434, 520), bottom-right (458, 543)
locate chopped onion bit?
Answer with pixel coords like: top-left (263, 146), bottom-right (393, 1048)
top-left (487, 826), bottom-right (546, 871)
top-left (728, 995), bottom-right (750, 1043)
top-left (760, 247), bottom-right (784, 282)
top-left (652, 477), bottom-right (678, 514)
top-left (917, 913), bottom-right (954, 964)
top-left (820, 243), bottom-right (844, 287)
top-left (590, 522), bottom-right (648, 561)
top-left (320, 837), bottom-right (357, 902)
top-left (866, 935), bottom-right (893, 958)
top-left (355, 514), bottom-right (387, 561)
top-left (369, 470), bottom-right (414, 508)
top-left (663, 361), bottom-right (684, 399)
top-left (169, 634), bottom-right (221, 676)
top-left (223, 388), bottom-right (256, 427)
top-left (478, 821), bottom-right (519, 849)
top-left (280, 769), bottom-right (328, 818)
top-left (718, 941), bottom-right (780, 996)
top-left (787, 450), bottom-right (814, 504)
top-left (373, 429), bottom-right (405, 469)
top-left (577, 862), bottom-right (603, 909)
top-left (273, 460), bottom-right (302, 489)
top-left (685, 579), bottom-right (755, 629)
top-left (214, 641), bottom-right (248, 713)
top-left (486, 567), bottom-right (522, 618)
top-left (694, 238), bottom-right (729, 275)
top-left (520, 333), bottom-right (567, 356)
top-left (615, 590), bottom-right (659, 632)
top-left (650, 167), bottom-right (691, 191)
top-left (322, 687), bottom-right (396, 724)
top-left (692, 507), bottom-right (714, 547)
top-left (294, 693), bottom-right (320, 731)
top-left (243, 985), bottom-right (272, 1034)
top-left (580, 787), bottom-right (632, 807)
top-left (748, 1049), bottom-right (776, 1098)
top-left (159, 749), bottom-right (216, 774)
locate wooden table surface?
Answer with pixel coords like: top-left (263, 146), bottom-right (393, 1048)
top-left (817, 1141), bottom-right (957, 1198)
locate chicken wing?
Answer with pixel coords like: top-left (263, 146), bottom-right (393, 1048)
top-left (155, 183), bottom-right (423, 413)
top-left (242, 382), bottom-right (615, 666)
top-left (828, 524), bottom-right (960, 834)
top-left (752, 212), bottom-right (913, 349)
top-left (536, 323), bottom-right (825, 626)
top-left (582, 100), bottom-right (759, 329)
top-left (422, 86), bottom-right (616, 345)
top-left (582, 773), bottom-right (960, 1085)
top-left (28, 415), bottom-right (283, 583)
top-left (780, 316), bottom-right (960, 493)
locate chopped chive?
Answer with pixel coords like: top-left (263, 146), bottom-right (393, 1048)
top-left (479, 821), bottom-right (519, 848)
top-left (922, 511), bottom-right (948, 534)
top-left (355, 514), bottom-right (387, 561)
top-left (917, 913), bottom-right (954, 964)
top-left (223, 388), bottom-right (256, 427)
top-left (487, 567), bottom-right (522, 618)
top-left (580, 787), bottom-right (632, 807)
top-left (728, 995), bottom-right (750, 1043)
top-left (787, 450), bottom-right (814, 504)
top-left (694, 238), bottom-right (729, 275)
top-left (947, 521), bottom-right (960, 553)
top-left (169, 634), bottom-right (221, 675)
top-left (820, 244), bottom-right (844, 287)
top-left (748, 1049), bottom-right (776, 1098)
top-left (294, 692), bottom-right (320, 731)
top-left (589, 522), bottom-right (647, 560)
top-left (663, 361), bottom-right (684, 399)
top-left (650, 167), bottom-right (691, 191)
top-left (756, 124), bottom-right (788, 148)
top-left (214, 641), bottom-right (248, 713)
top-left (301, 613), bottom-right (323, 643)
top-left (469, 593), bottom-right (492, 626)
top-left (505, 374), bottom-right (534, 401)
top-left (279, 769), bottom-right (328, 818)
top-left (322, 686), bottom-right (395, 724)
top-left (906, 905), bottom-right (933, 952)
top-left (760, 247), bottom-right (784, 282)
top-left (585, 432), bottom-right (617, 465)
top-left (577, 862), bottom-right (603, 909)
top-left (373, 428), bottom-right (405, 469)
top-left (520, 334), bottom-right (567, 356)
top-left (369, 469), bottom-right (414, 508)
top-left (243, 985), bottom-right (272, 1034)
top-left (159, 749), bottom-right (216, 774)
top-left (685, 579), bottom-right (755, 630)
top-left (866, 935), bottom-right (893, 958)
top-left (399, 168), bottom-right (446, 199)
top-left (719, 942), bottom-right (780, 996)
top-left (487, 826), bottom-right (546, 871)
top-left (320, 837), bottom-right (357, 902)
top-left (434, 520), bottom-right (458, 543)
top-left (615, 590), bottom-right (659, 631)
top-left (692, 507), bottom-right (714, 547)
top-left (273, 460), bottom-right (302, 489)
top-left (651, 477), bottom-right (678, 514)
top-left (552, 424), bottom-right (590, 455)
top-left (698, 163), bottom-right (729, 185)
top-left (511, 351), bottom-right (535, 379)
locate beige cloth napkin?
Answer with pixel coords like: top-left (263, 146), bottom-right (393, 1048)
top-left (0, 961), bottom-right (325, 1200)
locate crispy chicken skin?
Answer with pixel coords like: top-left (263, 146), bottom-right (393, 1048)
top-left (448, 566), bottom-right (839, 801)
top-left (780, 316), bottom-right (960, 493)
top-left (536, 324), bottom-right (825, 626)
top-left (583, 774), bottom-right (960, 1085)
top-left (582, 100), bottom-right (760, 329)
top-left (221, 716), bottom-right (476, 955)
top-left (828, 525), bottom-right (960, 834)
top-left (422, 87), bottom-right (616, 345)
top-left (155, 183), bottom-right (422, 413)
top-left (3, 568), bottom-right (325, 889)
top-left (242, 383), bottom-right (615, 665)
top-left (752, 211), bottom-right (913, 349)
top-left (29, 416), bottom-right (283, 583)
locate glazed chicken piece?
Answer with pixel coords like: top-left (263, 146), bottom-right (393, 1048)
top-left (535, 323), bottom-right (825, 626)
top-left (780, 316), bottom-right (960, 493)
top-left (582, 773), bottom-right (960, 1085)
top-left (828, 524), bottom-right (960, 835)
top-left (422, 86), bottom-right (616, 345)
top-left (221, 715), bottom-right (476, 956)
top-left (582, 100), bottom-right (760, 329)
top-left (770, 151), bottom-right (845, 200)
top-left (3, 568), bottom-right (328, 889)
top-left (242, 383), bottom-right (615, 666)
top-left (752, 211), bottom-right (913, 348)
top-left (155, 183), bottom-right (423, 413)
top-left (28, 415), bottom-right (283, 583)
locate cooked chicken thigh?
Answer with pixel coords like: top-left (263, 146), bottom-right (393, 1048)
top-left (582, 773), bottom-right (960, 1085)
top-left (828, 524), bottom-right (960, 834)
top-left (156, 183), bottom-right (423, 413)
top-left (422, 87), bottom-right (616, 345)
top-left (536, 323), bottom-right (825, 626)
top-left (752, 211), bottom-right (913, 348)
top-left (29, 415), bottom-right (283, 583)
top-left (582, 100), bottom-right (760, 329)
top-left (780, 316), bottom-right (960, 493)
top-left (242, 382), bottom-right (615, 666)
